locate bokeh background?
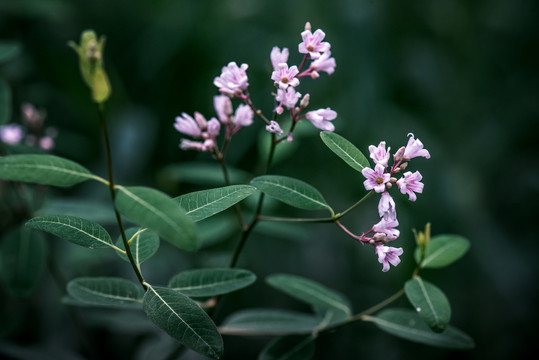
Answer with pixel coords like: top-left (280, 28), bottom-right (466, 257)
top-left (1, 0), bottom-right (538, 359)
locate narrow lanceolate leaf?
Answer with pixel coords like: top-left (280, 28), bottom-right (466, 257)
top-left (0, 154), bottom-right (96, 186)
top-left (259, 335), bottom-right (315, 360)
top-left (143, 286), bottom-right (223, 359)
top-left (115, 186), bottom-right (198, 252)
top-left (115, 227), bottom-right (159, 265)
top-left (250, 175), bottom-right (332, 212)
top-left (415, 234), bottom-right (470, 269)
top-left (176, 185), bottom-right (257, 222)
top-left (320, 131), bottom-right (369, 172)
top-left (0, 78), bottom-right (12, 125)
top-left (168, 268), bottom-right (256, 297)
top-left (219, 309), bottom-right (320, 336)
top-left (405, 276), bottom-right (451, 333)
top-left (26, 215), bottom-right (114, 249)
top-left (67, 277), bottom-right (142, 307)
top-left (368, 308), bottom-right (474, 349)
top-left (266, 274), bottom-right (352, 324)
top-left (0, 227), bottom-right (47, 298)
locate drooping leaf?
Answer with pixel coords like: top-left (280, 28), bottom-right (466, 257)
top-left (115, 227), bottom-right (159, 265)
top-left (0, 154), bottom-right (96, 186)
top-left (115, 186), bottom-right (198, 252)
top-left (320, 131), bottom-right (369, 172)
top-left (405, 276), bottom-right (451, 333)
top-left (367, 308), bottom-right (474, 349)
top-left (26, 215), bottom-right (114, 249)
top-left (0, 42), bottom-right (22, 64)
top-left (266, 274), bottom-right (351, 324)
top-left (0, 78), bottom-right (11, 125)
top-left (168, 268), bottom-right (256, 297)
top-left (259, 335), bottom-right (315, 360)
top-left (143, 286), bottom-right (223, 359)
top-left (176, 185), bottom-right (257, 222)
top-left (250, 175), bottom-right (332, 212)
top-left (0, 227), bottom-right (47, 298)
top-left (415, 234), bottom-right (470, 268)
top-left (67, 277), bottom-right (142, 307)
top-left (159, 162), bottom-right (250, 186)
top-left (219, 309), bottom-right (320, 336)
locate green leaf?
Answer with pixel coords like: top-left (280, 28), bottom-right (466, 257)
top-left (415, 234), bottom-right (470, 268)
top-left (176, 185), bottom-right (256, 222)
top-left (219, 309), bottom-right (320, 336)
top-left (26, 214), bottom-right (115, 249)
top-left (143, 286), bottom-right (223, 359)
top-left (115, 227), bottom-right (159, 265)
top-left (250, 175), bottom-right (332, 212)
top-left (67, 277), bottom-right (142, 307)
top-left (0, 42), bottom-right (22, 64)
top-left (0, 78), bottom-right (11, 125)
top-left (168, 268), bottom-right (256, 297)
top-left (115, 186), bottom-right (198, 252)
top-left (320, 131), bottom-right (369, 172)
top-left (404, 276), bottom-right (451, 333)
top-left (259, 335), bottom-right (315, 360)
top-left (0, 227), bottom-right (47, 298)
top-left (0, 154), bottom-right (96, 186)
top-left (266, 274), bottom-right (352, 324)
top-left (368, 308), bottom-right (474, 349)
top-left (159, 162), bottom-right (250, 186)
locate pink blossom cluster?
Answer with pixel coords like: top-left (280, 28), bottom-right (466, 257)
top-left (0, 103), bottom-right (57, 151)
top-left (174, 95), bottom-right (254, 152)
top-left (360, 133), bottom-right (431, 272)
top-left (269, 22), bottom-right (337, 134)
top-left (175, 22), bottom-right (338, 152)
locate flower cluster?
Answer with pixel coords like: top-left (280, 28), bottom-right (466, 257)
top-left (360, 133), bottom-right (430, 272)
top-left (175, 22), bottom-right (338, 153)
top-left (0, 103), bottom-right (57, 151)
top-left (270, 22), bottom-right (337, 133)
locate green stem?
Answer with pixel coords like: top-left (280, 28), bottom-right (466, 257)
top-left (335, 190), bottom-right (375, 219)
top-left (97, 103), bottom-right (146, 290)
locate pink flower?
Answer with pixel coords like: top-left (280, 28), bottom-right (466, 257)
top-left (39, 136), bottom-right (55, 150)
top-left (0, 124), bottom-right (24, 145)
top-left (305, 108), bottom-right (337, 131)
top-left (396, 171), bottom-right (424, 201)
top-left (266, 120), bottom-right (283, 136)
top-left (206, 118), bottom-right (221, 137)
top-left (369, 141), bottom-right (391, 168)
top-left (298, 28), bottom-right (331, 59)
top-left (362, 164), bottom-right (390, 193)
top-left (378, 191), bottom-right (396, 219)
top-left (233, 104), bottom-right (254, 127)
top-left (375, 245), bottom-right (404, 272)
top-left (174, 113), bottom-right (202, 137)
top-left (213, 62), bottom-right (249, 96)
top-left (275, 87), bottom-right (302, 111)
top-left (310, 50), bottom-right (336, 77)
top-left (180, 139), bottom-right (206, 151)
top-left (271, 63), bottom-right (300, 89)
top-left (373, 216), bottom-right (400, 240)
top-left (270, 47), bottom-right (289, 71)
top-left (214, 95), bottom-right (233, 124)
top-left (403, 133), bottom-right (430, 160)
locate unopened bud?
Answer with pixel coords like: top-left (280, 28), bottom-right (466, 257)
top-left (304, 22), bottom-right (311, 31)
top-left (400, 162), bottom-right (408, 170)
top-left (394, 146), bottom-right (405, 162)
top-left (300, 93), bottom-right (310, 108)
top-left (194, 112), bottom-right (208, 130)
top-left (390, 177), bottom-right (397, 184)
top-left (385, 182), bottom-right (392, 189)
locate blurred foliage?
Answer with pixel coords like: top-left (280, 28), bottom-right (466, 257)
top-left (1, 0), bottom-right (538, 359)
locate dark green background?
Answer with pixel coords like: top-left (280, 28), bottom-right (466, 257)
top-left (1, 0), bottom-right (538, 359)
